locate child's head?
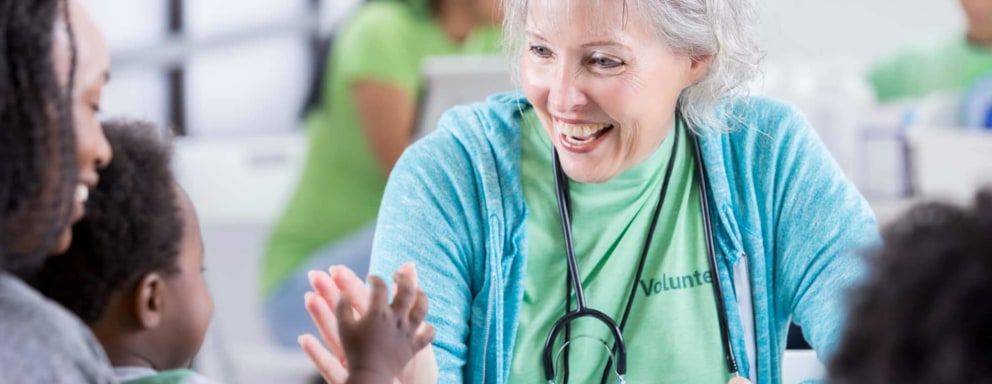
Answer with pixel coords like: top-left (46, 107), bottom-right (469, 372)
top-left (35, 119), bottom-right (213, 370)
top-left (829, 187), bottom-right (992, 384)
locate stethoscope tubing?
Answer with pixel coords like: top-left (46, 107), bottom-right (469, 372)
top-left (690, 125), bottom-right (741, 376)
top-left (541, 108), bottom-right (742, 382)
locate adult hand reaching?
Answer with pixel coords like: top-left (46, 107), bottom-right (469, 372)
top-left (298, 263), bottom-right (439, 384)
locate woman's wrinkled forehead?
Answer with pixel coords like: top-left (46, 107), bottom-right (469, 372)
top-left (524, 0), bottom-right (644, 41)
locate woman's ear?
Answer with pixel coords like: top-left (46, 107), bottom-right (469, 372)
top-left (688, 54), bottom-right (713, 84)
top-left (133, 272), bottom-right (164, 329)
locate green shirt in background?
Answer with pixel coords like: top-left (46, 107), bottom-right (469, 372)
top-left (509, 110), bottom-right (730, 383)
top-left (868, 37), bottom-right (992, 102)
top-left (263, 1), bottom-right (501, 295)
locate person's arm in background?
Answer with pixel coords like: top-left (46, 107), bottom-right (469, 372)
top-left (333, 5), bottom-right (421, 177)
top-left (352, 81), bottom-right (416, 176)
top-left (866, 51), bottom-right (912, 103)
top-left (866, 42), bottom-right (946, 103)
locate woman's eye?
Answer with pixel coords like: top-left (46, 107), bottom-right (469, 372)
top-left (529, 45), bottom-right (552, 58)
top-left (592, 56), bottom-right (623, 68)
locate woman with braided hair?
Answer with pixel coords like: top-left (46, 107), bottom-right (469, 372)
top-left (0, 0), bottom-right (114, 381)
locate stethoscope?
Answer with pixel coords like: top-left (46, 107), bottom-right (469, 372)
top-left (541, 106), bottom-right (749, 384)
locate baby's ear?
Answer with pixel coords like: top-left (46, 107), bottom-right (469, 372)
top-left (133, 272), bottom-right (165, 329)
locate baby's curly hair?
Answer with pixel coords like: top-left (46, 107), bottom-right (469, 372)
top-left (35, 119), bottom-right (184, 325)
top-left (828, 188), bottom-right (992, 384)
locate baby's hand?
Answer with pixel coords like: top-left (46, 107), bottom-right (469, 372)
top-left (337, 272), bottom-right (435, 384)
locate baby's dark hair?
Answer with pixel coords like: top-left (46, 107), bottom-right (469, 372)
top-left (828, 188), bottom-right (992, 384)
top-left (35, 119), bottom-right (184, 325)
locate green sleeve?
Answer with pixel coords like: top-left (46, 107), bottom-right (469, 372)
top-left (867, 51), bottom-right (912, 102)
top-left (866, 38), bottom-right (982, 102)
top-left (333, 4), bottom-right (421, 96)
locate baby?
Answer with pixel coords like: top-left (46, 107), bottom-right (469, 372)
top-left (35, 119), bottom-right (216, 384)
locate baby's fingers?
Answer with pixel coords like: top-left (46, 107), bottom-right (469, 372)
top-left (411, 323), bottom-right (435, 352)
top-left (336, 296), bottom-right (358, 331)
top-left (390, 271), bottom-right (418, 316)
top-left (408, 289), bottom-right (429, 327)
top-left (367, 275), bottom-right (389, 311)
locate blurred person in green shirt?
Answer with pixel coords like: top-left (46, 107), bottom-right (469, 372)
top-left (263, 0), bottom-right (502, 347)
top-left (868, 0), bottom-right (992, 102)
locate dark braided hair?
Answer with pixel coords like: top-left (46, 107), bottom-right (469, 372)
top-left (36, 119), bottom-right (184, 325)
top-left (0, 0), bottom-right (79, 273)
top-left (828, 188), bottom-right (992, 384)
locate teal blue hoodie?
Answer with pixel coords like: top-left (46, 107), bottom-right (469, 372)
top-left (368, 92), bottom-right (879, 383)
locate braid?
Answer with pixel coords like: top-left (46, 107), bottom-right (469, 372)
top-left (62, 0), bottom-right (77, 100)
top-left (0, 0), bottom-right (78, 272)
top-left (53, 0), bottom-right (79, 250)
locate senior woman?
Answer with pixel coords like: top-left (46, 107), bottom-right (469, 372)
top-left (298, 0), bottom-right (878, 383)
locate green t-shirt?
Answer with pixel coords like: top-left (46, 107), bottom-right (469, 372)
top-left (868, 36), bottom-right (992, 102)
top-left (118, 368), bottom-right (207, 384)
top-left (263, 2), bottom-right (501, 295)
top-left (509, 110), bottom-right (730, 383)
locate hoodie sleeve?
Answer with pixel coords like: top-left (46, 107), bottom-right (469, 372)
top-left (761, 101), bottom-right (880, 361)
top-left (368, 109), bottom-right (491, 383)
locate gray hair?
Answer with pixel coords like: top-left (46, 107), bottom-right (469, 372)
top-left (502, 0), bottom-right (764, 132)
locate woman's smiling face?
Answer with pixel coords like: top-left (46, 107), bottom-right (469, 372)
top-left (520, 0), bottom-right (708, 183)
top-left (51, 0), bottom-right (112, 254)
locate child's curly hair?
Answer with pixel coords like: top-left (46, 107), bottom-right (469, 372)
top-left (34, 119), bottom-right (184, 324)
top-left (829, 187), bottom-right (992, 384)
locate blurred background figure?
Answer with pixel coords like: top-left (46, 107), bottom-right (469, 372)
top-left (868, 0), bottom-right (992, 103)
top-left (262, 0), bottom-right (503, 349)
top-left (828, 187), bottom-right (992, 384)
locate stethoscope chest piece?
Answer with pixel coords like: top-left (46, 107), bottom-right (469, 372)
top-left (543, 106), bottom-right (746, 383)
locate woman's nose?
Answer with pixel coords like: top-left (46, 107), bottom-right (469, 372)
top-left (87, 123), bottom-right (113, 169)
top-left (547, 66), bottom-right (589, 113)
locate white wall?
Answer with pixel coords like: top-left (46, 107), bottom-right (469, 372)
top-left (332, 0), bottom-right (966, 66)
top-left (83, 0), bottom-right (312, 136)
top-left (760, 0), bottom-right (962, 67)
top-left (83, 0), bottom-right (966, 137)
top-left (754, 1), bottom-right (964, 195)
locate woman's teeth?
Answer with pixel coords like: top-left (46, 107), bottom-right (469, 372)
top-left (75, 185), bottom-right (89, 204)
top-left (555, 121), bottom-right (612, 144)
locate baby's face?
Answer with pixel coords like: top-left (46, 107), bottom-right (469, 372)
top-left (161, 189), bottom-right (213, 368)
